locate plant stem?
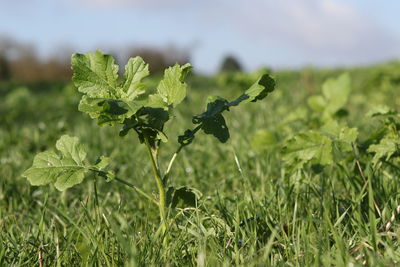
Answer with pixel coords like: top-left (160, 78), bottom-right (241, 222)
top-left (144, 138), bottom-right (168, 243)
top-left (163, 150), bottom-right (180, 184)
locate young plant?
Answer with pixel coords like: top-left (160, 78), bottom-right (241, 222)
top-left (22, 50), bottom-right (275, 243)
top-left (282, 74), bottom-right (358, 174)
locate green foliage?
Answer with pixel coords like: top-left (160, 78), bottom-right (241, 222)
top-left (4, 61), bottom-right (400, 265)
top-left (72, 51), bottom-right (149, 126)
top-left (307, 73), bottom-right (351, 119)
top-left (368, 131), bottom-right (400, 164)
top-left (72, 51), bottom-right (196, 149)
top-left (156, 63), bottom-right (192, 106)
top-left (282, 119), bottom-right (358, 171)
top-left (179, 74), bottom-right (275, 145)
top-left (23, 50), bottom-right (275, 252)
top-left (166, 186), bottom-right (202, 209)
top-left (219, 55), bottom-right (242, 72)
top-left (282, 131), bottom-right (333, 169)
top-left (22, 135), bottom-right (113, 191)
top-left (366, 108), bottom-right (400, 165)
top-left (280, 73), bottom-right (359, 173)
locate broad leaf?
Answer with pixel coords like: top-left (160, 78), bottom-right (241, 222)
top-left (156, 63), bottom-right (192, 107)
top-left (307, 95), bottom-right (326, 113)
top-left (193, 96), bottom-right (229, 123)
top-left (307, 73), bottom-right (351, 119)
top-left (78, 97), bottom-right (142, 126)
top-left (72, 51), bottom-right (149, 126)
top-left (322, 73), bottom-right (351, 116)
top-left (320, 120), bottom-right (358, 152)
top-left (72, 50), bottom-right (119, 98)
top-left (368, 131), bottom-right (400, 165)
top-left (238, 73), bottom-right (275, 104)
top-left (282, 131), bottom-right (333, 169)
top-left (22, 135), bottom-right (88, 191)
top-left (229, 74), bottom-right (275, 106)
top-left (123, 56), bottom-right (149, 99)
top-left (201, 113), bottom-right (230, 143)
top-left (166, 186), bottom-right (202, 209)
top-left (367, 105), bottom-right (398, 117)
top-left (338, 127), bottom-right (358, 152)
top-left (179, 74), bottom-right (275, 145)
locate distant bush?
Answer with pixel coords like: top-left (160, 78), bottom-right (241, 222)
top-left (128, 46), bottom-right (190, 74)
top-left (219, 55), bottom-right (242, 72)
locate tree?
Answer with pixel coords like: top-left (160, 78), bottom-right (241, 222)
top-left (219, 55), bottom-right (242, 72)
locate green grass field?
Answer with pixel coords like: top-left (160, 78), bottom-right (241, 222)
top-left (1, 61), bottom-right (400, 266)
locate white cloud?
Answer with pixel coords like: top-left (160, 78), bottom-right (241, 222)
top-left (224, 0), bottom-right (400, 64)
top-left (71, 0), bottom-right (400, 67)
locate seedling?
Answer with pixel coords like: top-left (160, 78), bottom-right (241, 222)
top-left (23, 50), bottom-right (275, 244)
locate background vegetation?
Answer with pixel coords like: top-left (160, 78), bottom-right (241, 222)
top-left (1, 59), bottom-right (400, 266)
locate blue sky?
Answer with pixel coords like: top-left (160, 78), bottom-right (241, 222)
top-left (1, 0), bottom-right (399, 73)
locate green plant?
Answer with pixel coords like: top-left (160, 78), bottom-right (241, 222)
top-left (22, 50), bottom-right (275, 245)
top-left (281, 73), bottom-right (358, 174)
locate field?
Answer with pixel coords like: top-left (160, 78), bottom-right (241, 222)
top-left (1, 60), bottom-right (400, 266)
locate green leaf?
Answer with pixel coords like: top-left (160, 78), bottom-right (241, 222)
top-left (201, 113), bottom-right (230, 143)
top-left (119, 117), bottom-right (139, 137)
top-left (322, 73), bottom-right (351, 116)
top-left (283, 107), bottom-right (308, 123)
top-left (367, 105), bottom-right (398, 117)
top-left (320, 120), bottom-right (358, 152)
top-left (94, 156), bottom-right (115, 182)
top-left (229, 74), bottom-right (275, 106)
top-left (240, 73), bottom-right (275, 103)
top-left (191, 96), bottom-right (230, 143)
top-left (123, 56), bottom-right (149, 99)
top-left (367, 132), bottom-right (400, 165)
top-left (72, 51), bottom-right (149, 126)
top-left (72, 50), bottom-right (119, 98)
top-left (307, 95), bottom-right (326, 113)
top-left (166, 186), bottom-right (202, 209)
top-left (307, 73), bottom-right (351, 119)
top-left (94, 156), bottom-right (111, 171)
top-left (338, 127), bottom-right (358, 152)
top-left (179, 74), bottom-right (275, 145)
top-left (78, 97), bottom-right (143, 126)
top-left (22, 135), bottom-right (88, 191)
top-left (193, 96), bottom-right (229, 124)
top-left (282, 131), bottom-right (333, 169)
top-left (320, 120), bottom-right (341, 137)
top-left (147, 94), bottom-right (168, 109)
top-left (178, 128), bottom-right (199, 146)
top-left (129, 107), bottom-right (170, 146)
top-left (156, 63), bottom-right (192, 107)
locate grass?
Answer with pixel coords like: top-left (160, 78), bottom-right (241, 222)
top-left (1, 62), bottom-right (400, 266)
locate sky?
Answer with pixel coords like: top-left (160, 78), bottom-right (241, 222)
top-left (0, 0), bottom-right (399, 73)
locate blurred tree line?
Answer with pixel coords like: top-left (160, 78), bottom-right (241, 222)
top-left (0, 36), bottom-right (194, 83)
top-left (0, 36), bottom-right (72, 82)
top-left (0, 35), bottom-right (247, 82)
